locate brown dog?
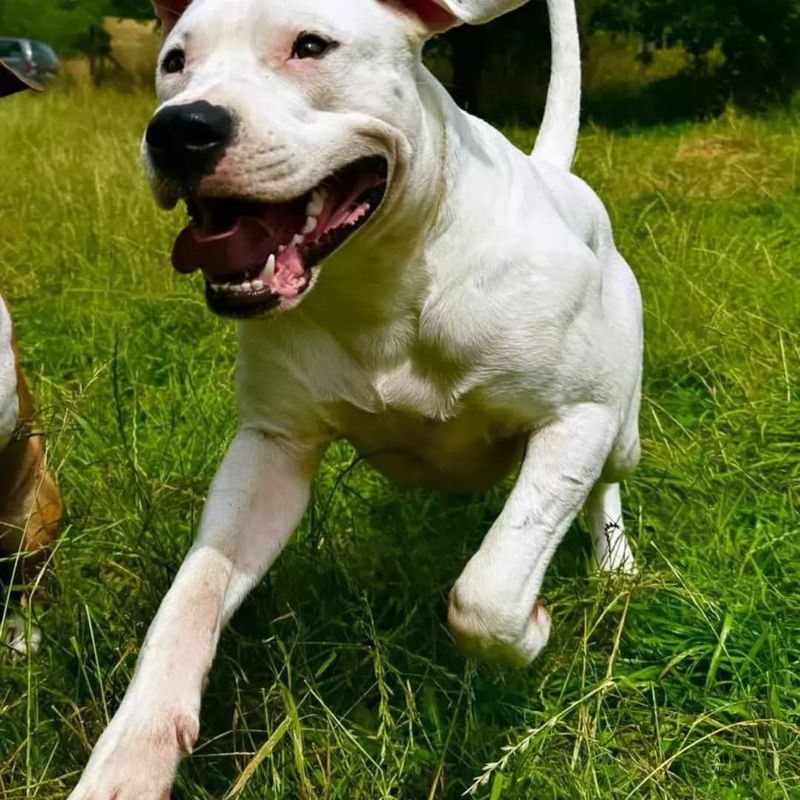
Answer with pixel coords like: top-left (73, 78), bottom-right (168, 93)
top-left (0, 61), bottom-right (62, 598)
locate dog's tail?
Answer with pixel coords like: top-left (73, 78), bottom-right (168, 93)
top-left (532, 0), bottom-right (581, 171)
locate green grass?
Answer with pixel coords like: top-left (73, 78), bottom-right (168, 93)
top-left (0, 88), bottom-right (798, 799)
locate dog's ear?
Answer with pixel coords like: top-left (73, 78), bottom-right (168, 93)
top-left (152, 0), bottom-right (192, 34)
top-left (390, 0), bottom-right (526, 33)
top-left (389, 0), bottom-right (459, 32)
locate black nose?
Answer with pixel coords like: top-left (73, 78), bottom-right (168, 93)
top-left (146, 101), bottom-right (234, 180)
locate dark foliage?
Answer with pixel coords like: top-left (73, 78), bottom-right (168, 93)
top-left (593, 0), bottom-right (800, 108)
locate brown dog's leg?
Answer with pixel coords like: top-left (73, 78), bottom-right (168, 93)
top-left (0, 449), bottom-right (63, 583)
top-left (0, 366), bottom-right (62, 587)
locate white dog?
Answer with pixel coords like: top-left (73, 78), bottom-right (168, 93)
top-left (70, 0), bottom-right (642, 796)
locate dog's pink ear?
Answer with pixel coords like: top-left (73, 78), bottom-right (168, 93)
top-left (391, 0), bottom-right (459, 32)
top-left (390, 0), bottom-right (527, 33)
top-left (152, 0), bottom-right (192, 33)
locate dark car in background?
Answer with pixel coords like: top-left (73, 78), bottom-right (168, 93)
top-left (0, 38), bottom-right (59, 84)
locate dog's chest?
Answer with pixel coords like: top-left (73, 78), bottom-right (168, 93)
top-left (328, 363), bottom-right (526, 492)
top-left (0, 294), bottom-right (20, 451)
top-left (238, 316), bottom-right (528, 491)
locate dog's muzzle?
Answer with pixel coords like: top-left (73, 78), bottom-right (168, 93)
top-left (144, 101), bottom-right (390, 319)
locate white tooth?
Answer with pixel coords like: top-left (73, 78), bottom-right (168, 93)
top-left (241, 281), bottom-right (252, 292)
top-left (307, 190), bottom-right (325, 216)
top-left (262, 253), bottom-right (275, 289)
top-left (262, 254), bottom-right (276, 281)
top-left (302, 216), bottom-right (317, 234)
top-left (211, 283), bottom-right (222, 291)
top-left (278, 245), bottom-right (286, 254)
top-left (292, 234), bottom-right (305, 246)
top-left (252, 279), bottom-right (265, 291)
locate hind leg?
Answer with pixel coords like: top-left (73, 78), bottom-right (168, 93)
top-left (586, 482), bottom-right (636, 574)
top-left (587, 386), bottom-right (640, 575)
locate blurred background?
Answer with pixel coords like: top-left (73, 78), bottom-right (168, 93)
top-left (4, 0), bottom-right (800, 125)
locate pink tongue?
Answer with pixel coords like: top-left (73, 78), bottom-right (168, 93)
top-left (172, 218), bottom-right (274, 277)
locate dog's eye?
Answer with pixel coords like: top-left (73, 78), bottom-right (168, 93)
top-left (162, 48), bottom-right (186, 74)
top-left (291, 33), bottom-right (337, 60)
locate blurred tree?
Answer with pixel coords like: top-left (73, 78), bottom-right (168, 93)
top-left (106, 0), bottom-right (157, 20)
top-left (437, 0), bottom-right (606, 116)
top-left (0, 0), bottom-right (155, 72)
top-left (3, 0), bottom-right (798, 114)
top-left (592, 0), bottom-right (800, 106)
top-left (0, 0), bottom-right (106, 52)
top-left (73, 23), bottom-right (123, 84)
top-left (435, 0), bottom-right (550, 115)
top-left (0, 0), bottom-right (156, 48)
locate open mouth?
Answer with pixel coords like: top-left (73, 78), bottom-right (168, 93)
top-left (171, 156), bottom-right (388, 318)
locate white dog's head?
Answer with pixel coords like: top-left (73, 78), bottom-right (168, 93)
top-left (144, 0), bottom-right (524, 318)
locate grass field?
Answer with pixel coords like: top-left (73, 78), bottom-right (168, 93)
top-left (0, 88), bottom-right (798, 799)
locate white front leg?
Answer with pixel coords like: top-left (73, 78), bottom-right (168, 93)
top-left (448, 404), bottom-right (617, 667)
top-left (69, 428), bottom-right (323, 800)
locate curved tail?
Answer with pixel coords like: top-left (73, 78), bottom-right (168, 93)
top-left (532, 0), bottom-right (582, 170)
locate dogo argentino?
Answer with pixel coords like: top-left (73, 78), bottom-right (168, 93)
top-left (70, 0), bottom-right (642, 795)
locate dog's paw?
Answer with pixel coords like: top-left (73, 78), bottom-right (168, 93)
top-left (448, 583), bottom-right (552, 668)
top-left (68, 706), bottom-right (198, 800)
top-left (592, 533), bottom-right (638, 576)
top-left (594, 550), bottom-right (638, 576)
